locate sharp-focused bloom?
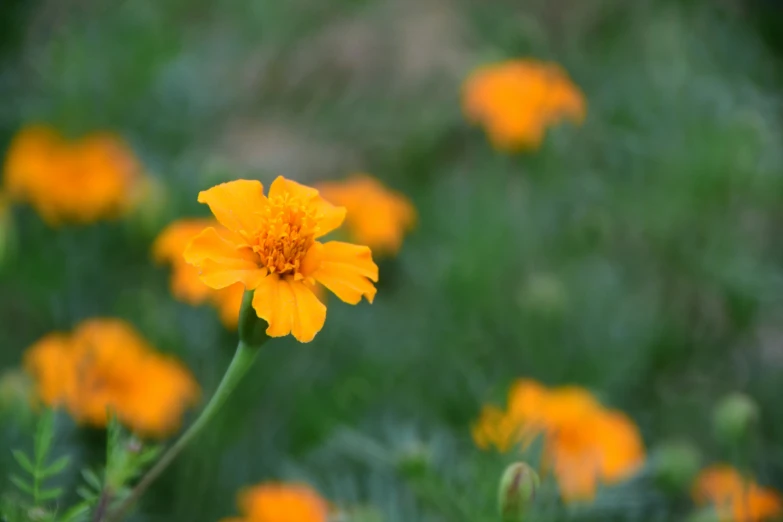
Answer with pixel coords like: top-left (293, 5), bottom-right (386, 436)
top-left (693, 465), bottom-right (782, 522)
top-left (220, 482), bottom-right (329, 522)
top-left (316, 175), bottom-right (416, 256)
top-left (184, 177), bottom-right (378, 343)
top-left (3, 125), bottom-right (145, 225)
top-left (473, 379), bottom-right (645, 502)
top-left (462, 59), bottom-right (586, 151)
top-left (24, 319), bottom-right (199, 438)
top-left (153, 218), bottom-right (245, 328)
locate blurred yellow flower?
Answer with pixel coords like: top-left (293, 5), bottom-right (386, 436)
top-left (24, 318), bottom-right (199, 438)
top-left (462, 59), bottom-right (586, 151)
top-left (184, 177), bottom-right (378, 343)
top-left (220, 482), bottom-right (328, 522)
top-left (153, 218), bottom-right (245, 329)
top-left (316, 175), bottom-right (416, 256)
top-left (693, 465), bottom-right (782, 522)
top-left (3, 125), bottom-right (146, 225)
top-left (473, 379), bottom-right (645, 502)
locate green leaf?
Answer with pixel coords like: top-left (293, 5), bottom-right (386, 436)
top-left (11, 450), bottom-right (35, 474)
top-left (10, 474), bottom-right (34, 495)
top-left (136, 446), bottom-right (162, 466)
top-left (41, 455), bottom-right (70, 477)
top-left (58, 503), bottom-right (90, 522)
top-left (76, 486), bottom-right (98, 501)
top-left (106, 410), bottom-right (122, 459)
top-left (81, 469), bottom-right (102, 491)
top-left (37, 488), bottom-right (63, 501)
top-left (34, 410), bottom-right (55, 466)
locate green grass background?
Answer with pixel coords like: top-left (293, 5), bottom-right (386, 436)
top-left (2, 0), bottom-right (783, 520)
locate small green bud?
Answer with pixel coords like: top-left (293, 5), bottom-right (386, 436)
top-left (653, 440), bottom-right (702, 493)
top-left (713, 393), bottom-right (759, 445)
top-left (498, 462), bottom-right (539, 522)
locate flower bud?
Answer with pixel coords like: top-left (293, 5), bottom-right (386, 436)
top-left (653, 440), bottom-right (701, 493)
top-left (498, 462), bottom-right (539, 522)
top-left (713, 393), bottom-right (759, 445)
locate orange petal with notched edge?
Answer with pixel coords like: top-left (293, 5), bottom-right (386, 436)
top-left (268, 176), bottom-right (319, 201)
top-left (197, 180), bottom-right (266, 234)
top-left (185, 227), bottom-right (266, 289)
top-left (252, 274), bottom-right (326, 342)
top-left (311, 241), bottom-right (378, 304)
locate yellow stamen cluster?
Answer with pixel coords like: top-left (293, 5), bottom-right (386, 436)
top-left (253, 195), bottom-right (318, 276)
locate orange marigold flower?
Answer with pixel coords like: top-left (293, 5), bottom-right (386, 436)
top-left (693, 465), bottom-right (782, 522)
top-left (316, 175), bottom-right (416, 256)
top-left (184, 177), bottom-right (379, 343)
top-left (153, 218), bottom-right (245, 328)
top-left (3, 125), bottom-right (145, 225)
top-left (472, 379), bottom-right (645, 502)
top-left (462, 59), bottom-right (586, 151)
top-left (220, 482), bottom-right (329, 522)
top-left (24, 318), bottom-right (199, 438)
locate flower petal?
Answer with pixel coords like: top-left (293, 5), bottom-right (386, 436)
top-left (289, 280), bottom-right (327, 342)
top-left (185, 227), bottom-right (266, 289)
top-left (311, 241), bottom-right (378, 304)
top-left (269, 176), bottom-right (346, 237)
top-left (152, 219), bottom-right (215, 264)
top-left (170, 263), bottom-right (212, 304)
top-left (268, 176), bottom-right (318, 201)
top-left (251, 275), bottom-right (326, 342)
top-left (252, 274), bottom-right (294, 338)
top-left (197, 180), bottom-right (266, 234)
top-left (313, 198), bottom-right (346, 238)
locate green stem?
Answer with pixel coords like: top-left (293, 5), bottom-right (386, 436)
top-left (106, 340), bottom-right (261, 522)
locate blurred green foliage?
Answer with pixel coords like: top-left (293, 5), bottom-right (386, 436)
top-left (2, 0), bottom-right (783, 520)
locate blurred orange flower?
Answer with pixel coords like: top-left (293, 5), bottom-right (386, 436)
top-left (3, 125), bottom-right (146, 225)
top-left (316, 175), bottom-right (416, 256)
top-left (473, 379), bottom-right (645, 502)
top-left (220, 483), bottom-right (329, 522)
top-left (184, 177), bottom-right (378, 343)
top-left (693, 465), bottom-right (782, 522)
top-left (24, 318), bottom-right (199, 438)
top-left (153, 218), bottom-right (245, 329)
top-left (462, 59), bottom-right (586, 151)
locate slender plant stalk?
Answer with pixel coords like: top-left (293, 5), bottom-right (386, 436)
top-left (105, 340), bottom-right (261, 522)
top-left (91, 490), bottom-right (111, 522)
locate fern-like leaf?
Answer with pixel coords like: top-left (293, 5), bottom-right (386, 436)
top-left (58, 503), bottom-right (91, 522)
top-left (9, 474), bottom-right (33, 495)
top-left (8, 409), bottom-right (68, 511)
top-left (42, 456), bottom-right (70, 478)
top-left (11, 450), bottom-right (35, 474)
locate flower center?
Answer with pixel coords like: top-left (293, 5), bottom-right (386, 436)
top-left (252, 195), bottom-right (317, 276)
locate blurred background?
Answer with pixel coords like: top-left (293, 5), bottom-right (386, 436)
top-left (2, 0), bottom-right (783, 521)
